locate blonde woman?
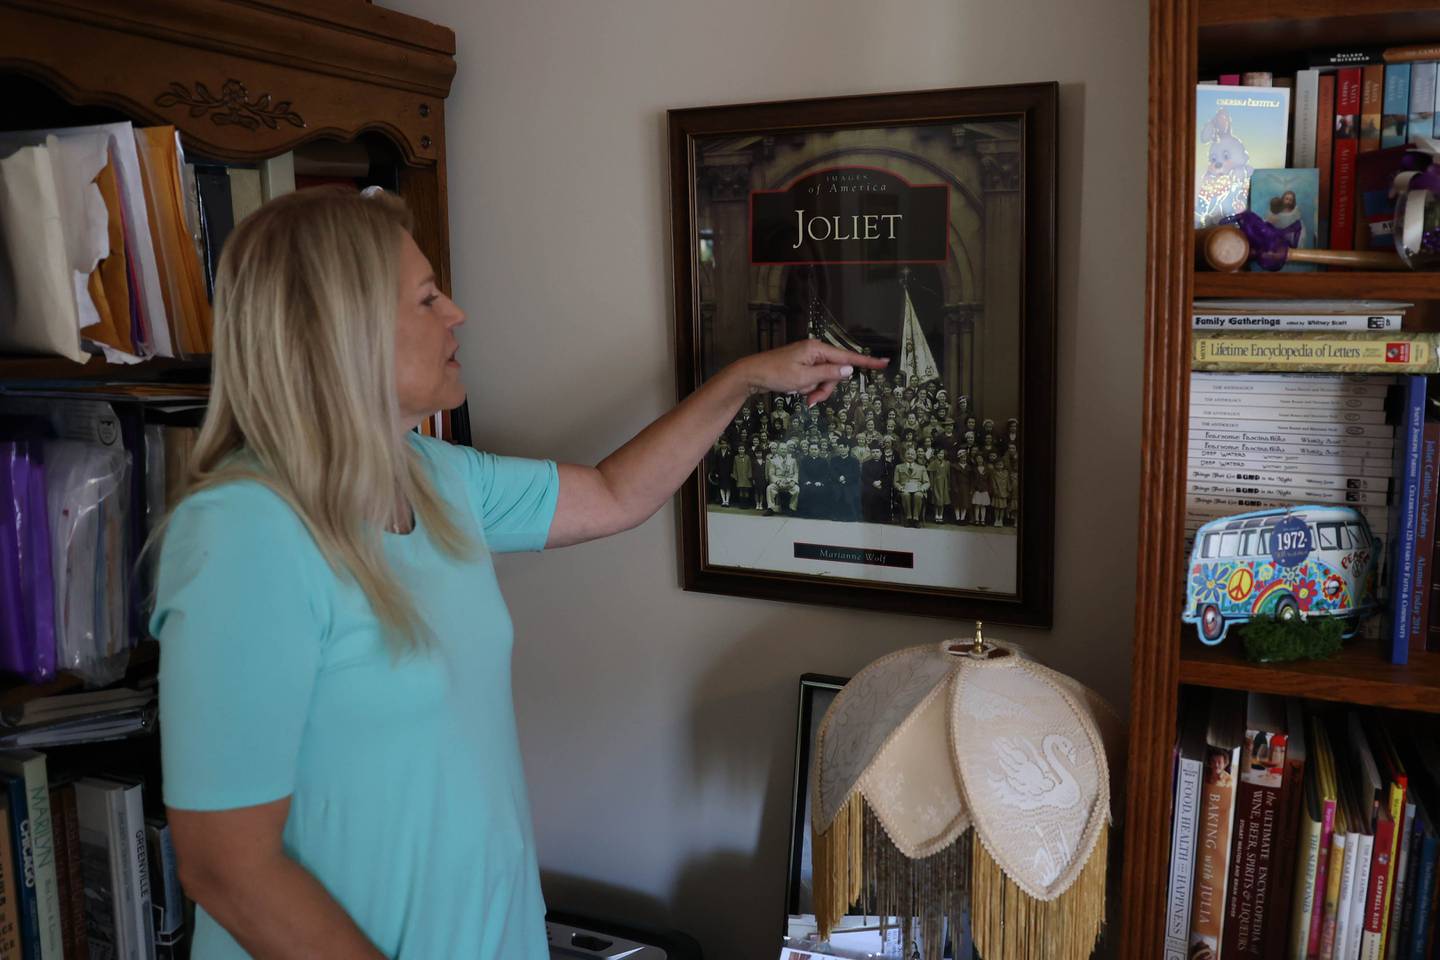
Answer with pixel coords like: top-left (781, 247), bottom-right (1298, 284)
top-left (152, 188), bottom-right (885, 960)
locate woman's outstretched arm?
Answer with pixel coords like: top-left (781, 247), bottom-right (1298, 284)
top-left (547, 340), bottom-right (887, 548)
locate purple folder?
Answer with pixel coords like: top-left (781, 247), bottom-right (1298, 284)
top-left (0, 442), bottom-right (57, 682)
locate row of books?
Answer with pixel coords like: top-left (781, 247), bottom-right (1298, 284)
top-left (1167, 690), bottom-right (1440, 960)
top-left (0, 394), bottom-right (201, 686)
top-left (1186, 300), bottom-right (1440, 664)
top-left (1194, 41), bottom-right (1440, 256)
top-left (0, 744), bottom-right (182, 960)
top-left (0, 121), bottom-right (388, 366)
top-left (184, 139), bottom-right (385, 301)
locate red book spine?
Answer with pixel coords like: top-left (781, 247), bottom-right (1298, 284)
top-left (1360, 64), bottom-right (1385, 153)
top-left (1365, 817), bottom-right (1397, 936)
top-left (1317, 74), bottom-right (1337, 248)
top-left (1331, 68), bottom-right (1363, 251)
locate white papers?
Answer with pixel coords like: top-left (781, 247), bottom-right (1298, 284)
top-left (38, 132), bottom-right (111, 337)
top-left (4, 122), bottom-right (173, 358)
top-left (0, 144), bottom-right (88, 361)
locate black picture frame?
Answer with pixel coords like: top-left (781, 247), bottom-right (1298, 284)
top-left (669, 83), bottom-right (1057, 627)
top-left (784, 673), bottom-right (848, 924)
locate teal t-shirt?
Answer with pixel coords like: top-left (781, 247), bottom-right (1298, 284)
top-left (153, 435), bottom-right (559, 959)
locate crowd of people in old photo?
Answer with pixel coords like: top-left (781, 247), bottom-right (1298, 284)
top-left (705, 371), bottom-right (1019, 530)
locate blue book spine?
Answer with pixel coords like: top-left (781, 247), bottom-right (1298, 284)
top-left (1, 776), bottom-right (38, 960)
top-left (1397, 814), bottom-right (1425, 953)
top-left (1389, 375), bottom-right (1427, 664)
top-left (1434, 66), bottom-right (1440, 139)
top-left (1383, 63), bottom-right (1413, 148)
top-left (1407, 429), bottom-right (1439, 652)
top-left (1407, 830), bottom-right (1438, 960)
top-left (1409, 62), bottom-right (1438, 141)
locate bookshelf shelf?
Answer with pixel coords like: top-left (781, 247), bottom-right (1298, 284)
top-left (0, 641), bottom-right (158, 711)
top-left (1203, 0), bottom-right (1440, 27)
top-left (0, 355), bottom-right (210, 384)
top-left (1199, 3), bottom-right (1440, 67)
top-left (1193, 270), bottom-right (1440, 300)
top-left (1178, 631), bottom-right (1440, 712)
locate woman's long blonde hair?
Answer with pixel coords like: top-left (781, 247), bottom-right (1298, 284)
top-left (180, 187), bottom-right (472, 648)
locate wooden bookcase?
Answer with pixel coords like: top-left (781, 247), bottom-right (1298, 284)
top-left (1120, 2), bottom-right (1440, 956)
top-left (0, 0), bottom-right (460, 703)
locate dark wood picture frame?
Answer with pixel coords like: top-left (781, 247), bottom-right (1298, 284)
top-left (668, 83), bottom-right (1057, 627)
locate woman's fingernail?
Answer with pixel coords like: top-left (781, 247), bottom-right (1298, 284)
top-left (840, 365), bottom-right (854, 377)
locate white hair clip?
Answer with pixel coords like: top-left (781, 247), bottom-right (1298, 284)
top-left (360, 185), bottom-right (386, 199)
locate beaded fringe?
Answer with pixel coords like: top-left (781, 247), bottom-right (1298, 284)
top-left (813, 794), bottom-right (1107, 960)
top-left (813, 794), bottom-right (865, 943)
top-left (971, 820), bottom-right (1108, 960)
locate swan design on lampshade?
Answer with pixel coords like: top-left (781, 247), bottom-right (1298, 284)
top-left (988, 733), bottom-right (1082, 812)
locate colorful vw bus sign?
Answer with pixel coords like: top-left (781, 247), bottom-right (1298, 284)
top-left (1182, 505), bottom-right (1378, 645)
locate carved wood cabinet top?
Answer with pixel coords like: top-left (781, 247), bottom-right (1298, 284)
top-left (0, 0), bottom-right (456, 164)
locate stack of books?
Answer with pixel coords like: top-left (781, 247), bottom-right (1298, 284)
top-left (1187, 300), bottom-right (1440, 663)
top-left (1167, 690), bottom-right (1440, 960)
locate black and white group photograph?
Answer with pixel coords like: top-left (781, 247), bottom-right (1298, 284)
top-left (705, 373), bottom-right (1021, 531)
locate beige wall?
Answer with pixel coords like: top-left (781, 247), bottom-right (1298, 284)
top-left (381, 1), bottom-right (1147, 955)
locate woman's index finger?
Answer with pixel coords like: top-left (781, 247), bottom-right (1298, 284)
top-left (814, 342), bottom-right (889, 367)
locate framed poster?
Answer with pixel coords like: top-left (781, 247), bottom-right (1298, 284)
top-left (669, 83), bottom-right (1056, 625)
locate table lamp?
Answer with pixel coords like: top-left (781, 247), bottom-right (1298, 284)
top-left (810, 623), bottom-right (1119, 960)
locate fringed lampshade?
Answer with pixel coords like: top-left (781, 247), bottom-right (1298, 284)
top-left (810, 625), bottom-right (1120, 960)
